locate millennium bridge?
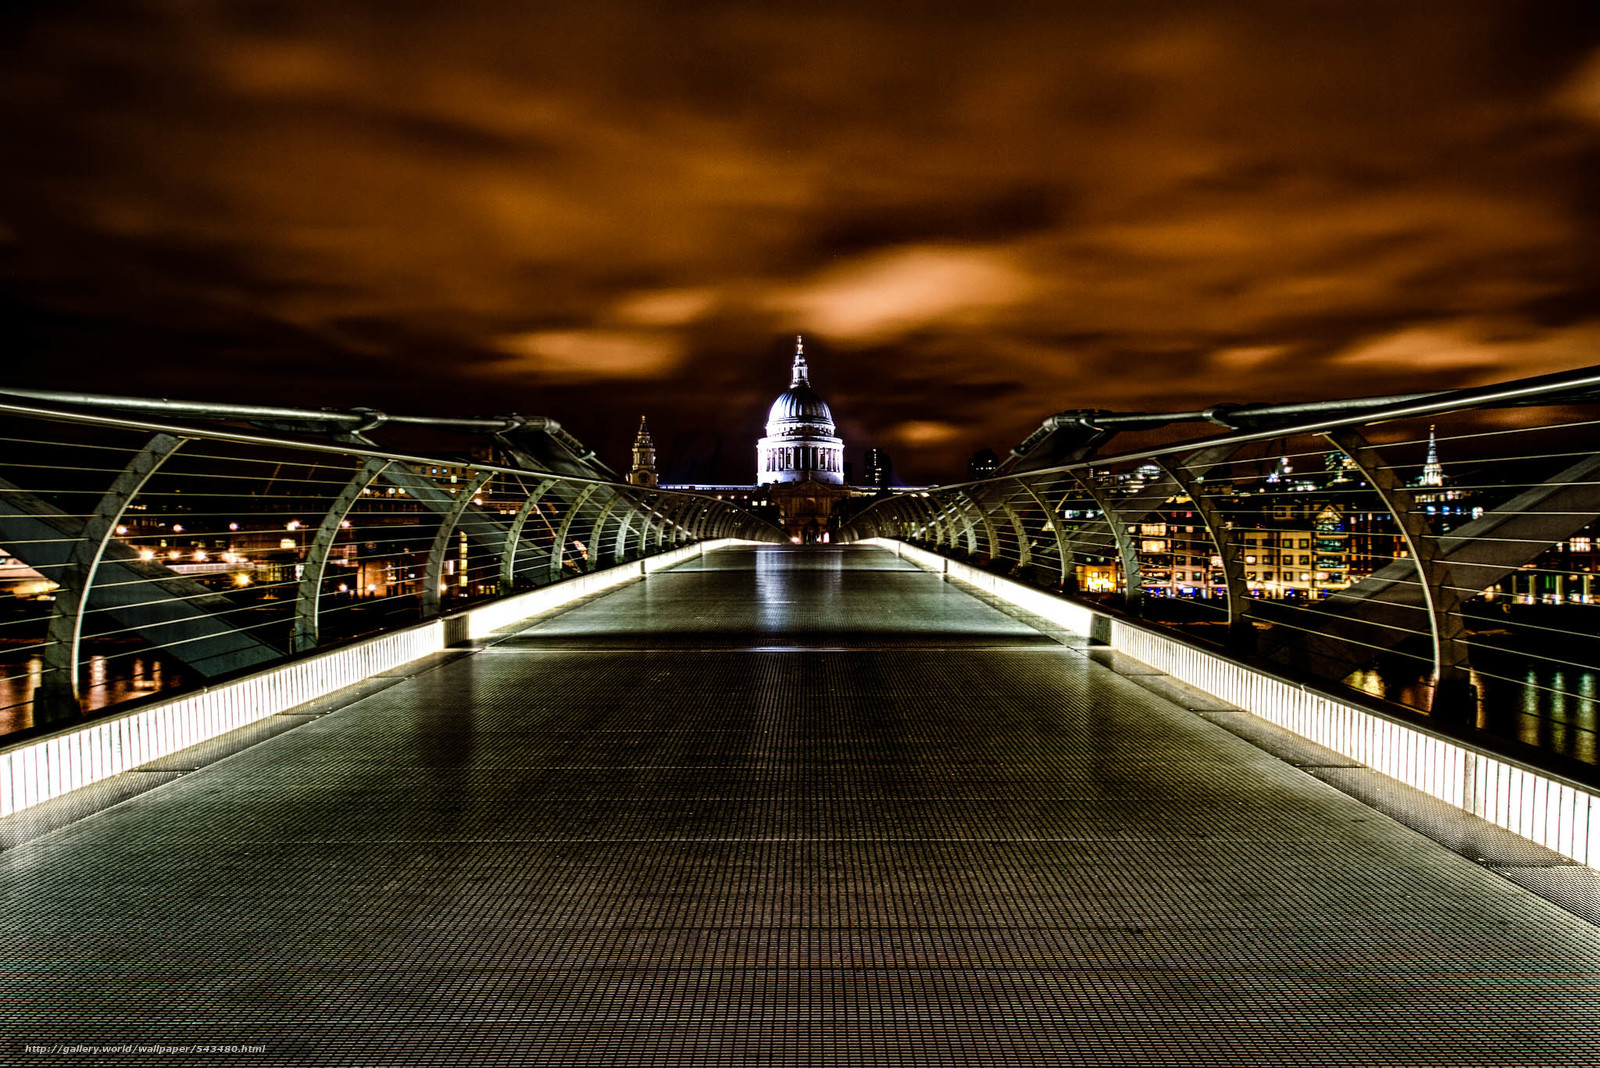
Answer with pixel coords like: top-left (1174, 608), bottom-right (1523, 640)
top-left (4, 369), bottom-right (1600, 1064)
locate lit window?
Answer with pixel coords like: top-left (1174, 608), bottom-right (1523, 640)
top-left (1573, 536), bottom-right (1592, 553)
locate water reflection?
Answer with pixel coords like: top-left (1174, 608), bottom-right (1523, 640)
top-left (0, 652), bottom-right (185, 736)
top-left (1345, 663), bottom-right (1598, 766)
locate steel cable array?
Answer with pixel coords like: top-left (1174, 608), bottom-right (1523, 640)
top-left (0, 399), bottom-right (780, 733)
top-left (844, 364), bottom-right (1600, 768)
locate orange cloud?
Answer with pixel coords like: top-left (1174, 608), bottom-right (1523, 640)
top-left (890, 420), bottom-right (966, 447)
top-left (770, 245), bottom-right (1035, 342)
top-left (0, 2), bottom-right (1596, 483)
top-left (1555, 47), bottom-right (1600, 125)
top-left (495, 330), bottom-right (685, 381)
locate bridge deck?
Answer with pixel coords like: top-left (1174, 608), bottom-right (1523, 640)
top-left (4, 544), bottom-right (1600, 1065)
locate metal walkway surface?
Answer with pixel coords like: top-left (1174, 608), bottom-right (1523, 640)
top-left (4, 544), bottom-right (1600, 1066)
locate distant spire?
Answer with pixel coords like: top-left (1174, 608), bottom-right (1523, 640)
top-left (1421, 424), bottom-right (1445, 488)
top-left (630, 415), bottom-right (657, 487)
top-left (790, 334), bottom-right (810, 387)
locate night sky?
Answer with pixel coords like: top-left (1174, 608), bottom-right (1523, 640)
top-left (3, 1), bottom-right (1598, 483)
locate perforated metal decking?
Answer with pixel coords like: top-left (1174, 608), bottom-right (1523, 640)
top-left (3, 545), bottom-right (1600, 1065)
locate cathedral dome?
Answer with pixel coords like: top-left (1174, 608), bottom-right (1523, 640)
top-left (767, 385), bottom-right (834, 431)
top-left (756, 336), bottom-right (845, 488)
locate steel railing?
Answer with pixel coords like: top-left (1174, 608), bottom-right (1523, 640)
top-left (0, 394), bottom-right (781, 734)
top-left (843, 363), bottom-right (1600, 769)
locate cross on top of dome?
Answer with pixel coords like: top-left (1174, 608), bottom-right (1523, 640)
top-left (791, 334), bottom-right (809, 388)
top-left (768, 335), bottom-right (831, 431)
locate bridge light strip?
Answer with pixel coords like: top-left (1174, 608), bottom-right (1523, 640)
top-left (871, 537), bottom-right (1600, 871)
top-left (0, 540), bottom-right (745, 821)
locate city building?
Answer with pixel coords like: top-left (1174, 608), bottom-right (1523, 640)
top-left (756, 336), bottom-right (845, 487)
top-left (665, 336), bottom-right (909, 543)
top-left (865, 448), bottom-right (892, 489)
top-left (968, 448), bottom-right (999, 480)
top-left (756, 336), bottom-right (855, 542)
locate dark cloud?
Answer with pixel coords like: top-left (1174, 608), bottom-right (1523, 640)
top-left (2, 0), bottom-right (1598, 481)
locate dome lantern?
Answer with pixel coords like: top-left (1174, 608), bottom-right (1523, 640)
top-left (791, 335), bottom-right (809, 387)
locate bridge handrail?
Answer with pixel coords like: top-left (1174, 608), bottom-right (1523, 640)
top-left (0, 396), bottom-right (781, 734)
top-left (844, 362), bottom-right (1600, 775)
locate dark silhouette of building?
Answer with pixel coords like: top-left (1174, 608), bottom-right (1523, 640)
top-left (968, 448), bottom-right (999, 480)
top-left (865, 448), bottom-right (891, 488)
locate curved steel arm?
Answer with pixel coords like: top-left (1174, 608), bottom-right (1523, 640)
top-left (586, 494), bottom-right (623, 572)
top-left (613, 501), bottom-right (642, 562)
top-left (915, 495), bottom-right (950, 547)
top-left (995, 496), bottom-right (1033, 573)
top-left (1327, 429), bottom-right (1469, 692)
top-left (1016, 480), bottom-right (1076, 590)
top-left (1157, 455), bottom-right (1251, 643)
top-left (940, 496), bottom-right (967, 551)
top-left (550, 485), bottom-right (600, 579)
top-left (1067, 470), bottom-right (1143, 605)
top-left (38, 433), bottom-right (189, 722)
top-left (423, 470), bottom-right (495, 617)
top-left (501, 478), bottom-right (560, 589)
top-left (656, 495), bottom-right (692, 547)
top-left (292, 457), bottom-right (394, 652)
top-left (947, 488), bottom-right (993, 556)
top-left (634, 494), bottom-right (669, 554)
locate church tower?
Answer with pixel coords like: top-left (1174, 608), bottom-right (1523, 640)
top-left (630, 416), bottom-right (657, 487)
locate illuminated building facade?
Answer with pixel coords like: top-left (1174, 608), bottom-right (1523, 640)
top-left (757, 336), bottom-right (844, 487)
